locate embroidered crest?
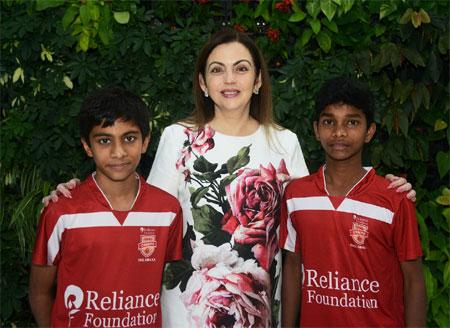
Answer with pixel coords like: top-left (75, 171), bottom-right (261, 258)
top-left (138, 228), bottom-right (157, 258)
top-left (349, 215), bottom-right (369, 247)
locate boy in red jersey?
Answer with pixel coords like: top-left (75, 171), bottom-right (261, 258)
top-left (29, 87), bottom-right (183, 327)
top-left (280, 77), bottom-right (426, 327)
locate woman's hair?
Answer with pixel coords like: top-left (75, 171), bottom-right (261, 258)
top-left (187, 28), bottom-right (274, 128)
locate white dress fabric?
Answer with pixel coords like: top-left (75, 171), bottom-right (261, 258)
top-left (147, 123), bottom-right (308, 328)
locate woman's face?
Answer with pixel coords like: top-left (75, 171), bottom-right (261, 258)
top-left (200, 42), bottom-right (261, 115)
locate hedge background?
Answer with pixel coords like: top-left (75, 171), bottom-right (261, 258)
top-left (1, 0), bottom-right (448, 326)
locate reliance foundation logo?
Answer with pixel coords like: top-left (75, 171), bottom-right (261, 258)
top-left (62, 284), bottom-right (160, 327)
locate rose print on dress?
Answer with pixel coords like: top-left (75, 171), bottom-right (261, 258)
top-left (181, 243), bottom-right (271, 328)
top-left (176, 126), bottom-right (215, 171)
top-left (222, 160), bottom-right (289, 270)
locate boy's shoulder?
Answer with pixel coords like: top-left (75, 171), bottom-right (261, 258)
top-left (139, 178), bottom-right (181, 211)
top-left (42, 176), bottom-right (97, 218)
top-left (285, 171), bottom-right (320, 197)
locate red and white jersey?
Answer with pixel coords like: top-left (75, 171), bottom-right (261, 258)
top-left (32, 174), bottom-right (183, 327)
top-left (279, 166), bottom-right (422, 327)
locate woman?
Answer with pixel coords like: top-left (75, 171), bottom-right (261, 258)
top-left (44, 29), bottom-right (414, 327)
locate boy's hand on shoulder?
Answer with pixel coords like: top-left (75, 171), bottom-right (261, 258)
top-left (42, 178), bottom-right (81, 207)
top-left (385, 174), bottom-right (416, 202)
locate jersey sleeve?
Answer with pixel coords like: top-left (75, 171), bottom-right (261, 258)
top-left (279, 185), bottom-right (300, 253)
top-left (287, 133), bottom-right (309, 180)
top-left (393, 197), bottom-right (423, 262)
top-left (147, 126), bottom-right (182, 198)
top-left (32, 206), bottom-right (61, 266)
top-left (165, 206), bottom-right (183, 261)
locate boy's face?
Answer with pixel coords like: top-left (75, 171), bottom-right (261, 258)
top-left (81, 119), bottom-right (149, 184)
top-left (314, 103), bottom-right (376, 162)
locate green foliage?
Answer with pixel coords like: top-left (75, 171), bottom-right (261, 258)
top-left (1, 0), bottom-right (448, 326)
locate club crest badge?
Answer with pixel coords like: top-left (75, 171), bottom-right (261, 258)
top-left (349, 215), bottom-right (369, 248)
top-left (138, 228), bottom-right (157, 258)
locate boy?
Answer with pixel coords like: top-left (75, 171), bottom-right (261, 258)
top-left (29, 87), bottom-right (183, 327)
top-left (280, 77), bottom-right (426, 327)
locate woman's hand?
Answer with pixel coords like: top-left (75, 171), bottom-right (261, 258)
top-left (385, 174), bottom-right (416, 202)
top-left (42, 178), bottom-right (81, 207)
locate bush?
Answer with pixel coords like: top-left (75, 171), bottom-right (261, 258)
top-left (1, 0), bottom-right (448, 326)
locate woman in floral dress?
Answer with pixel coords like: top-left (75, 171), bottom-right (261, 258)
top-left (148, 28), bottom-right (308, 327)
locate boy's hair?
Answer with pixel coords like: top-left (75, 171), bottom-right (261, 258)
top-left (315, 76), bottom-right (374, 125)
top-left (79, 86), bottom-right (151, 143)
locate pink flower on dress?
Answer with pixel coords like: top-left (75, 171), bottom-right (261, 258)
top-left (176, 126), bottom-right (215, 170)
top-left (223, 160), bottom-right (289, 270)
top-left (182, 244), bottom-right (271, 328)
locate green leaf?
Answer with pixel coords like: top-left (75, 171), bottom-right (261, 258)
top-left (398, 111), bottom-right (409, 136)
top-left (226, 146), bottom-right (250, 173)
top-left (191, 205), bottom-right (223, 237)
top-left (411, 12), bottom-right (421, 28)
top-left (190, 186), bottom-right (209, 207)
top-left (322, 18), bottom-right (338, 33)
top-left (254, 1), bottom-right (270, 22)
top-left (320, 0), bottom-right (337, 21)
top-left (299, 28), bottom-right (313, 47)
top-left (434, 119), bottom-right (448, 132)
top-left (289, 11), bottom-right (307, 23)
top-left (193, 156), bottom-right (218, 173)
top-left (399, 8), bottom-right (413, 24)
top-left (374, 24), bottom-right (386, 37)
top-left (418, 83), bottom-right (430, 109)
top-left (341, 0), bottom-right (354, 13)
top-left (436, 152), bottom-right (450, 178)
top-left (379, 2), bottom-right (397, 20)
top-left (163, 260), bottom-right (194, 290)
top-left (410, 88), bottom-right (422, 111)
top-left (113, 11), bottom-right (130, 25)
top-left (79, 5), bottom-right (90, 25)
top-left (427, 51), bottom-right (440, 83)
top-left (35, 0), bottom-right (64, 11)
top-left (418, 9), bottom-right (430, 24)
top-left (79, 33), bottom-right (89, 52)
top-left (423, 265), bottom-right (437, 299)
top-left (401, 47), bottom-right (425, 67)
top-left (316, 31), bottom-right (331, 53)
top-left (89, 4), bottom-right (100, 21)
top-left (63, 76), bottom-right (73, 89)
top-left (306, 0), bottom-right (321, 19)
top-left (62, 6), bottom-right (79, 30)
top-left (309, 18), bottom-right (321, 35)
top-left (438, 35), bottom-right (449, 55)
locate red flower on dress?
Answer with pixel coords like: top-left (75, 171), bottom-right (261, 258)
top-left (222, 160), bottom-right (290, 270)
top-left (266, 27), bottom-right (280, 43)
top-left (176, 126), bottom-right (215, 171)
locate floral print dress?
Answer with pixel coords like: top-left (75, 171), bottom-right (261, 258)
top-left (147, 124), bottom-right (308, 328)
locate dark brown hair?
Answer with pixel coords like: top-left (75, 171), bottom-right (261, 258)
top-left (187, 28), bottom-right (274, 128)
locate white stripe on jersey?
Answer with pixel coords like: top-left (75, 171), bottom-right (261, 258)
top-left (47, 211), bottom-right (176, 264)
top-left (284, 214), bottom-right (297, 252)
top-left (287, 196), bottom-right (394, 224)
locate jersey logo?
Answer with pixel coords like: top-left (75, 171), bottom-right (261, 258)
top-left (64, 284), bottom-right (84, 326)
top-left (138, 227), bottom-right (157, 258)
top-left (349, 215), bottom-right (369, 248)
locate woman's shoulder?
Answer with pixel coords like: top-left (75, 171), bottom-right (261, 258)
top-left (266, 125), bottom-right (299, 143)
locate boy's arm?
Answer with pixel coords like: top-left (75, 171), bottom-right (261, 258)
top-left (400, 258), bottom-right (427, 327)
top-left (282, 250), bottom-right (302, 328)
top-left (29, 264), bottom-right (57, 327)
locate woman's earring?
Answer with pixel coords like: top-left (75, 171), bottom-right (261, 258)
top-left (253, 88), bottom-right (259, 95)
top-left (204, 90), bottom-right (209, 97)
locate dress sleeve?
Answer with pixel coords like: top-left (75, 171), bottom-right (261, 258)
top-left (165, 206), bottom-right (184, 261)
top-left (393, 198), bottom-right (423, 262)
top-left (287, 133), bottom-right (309, 179)
top-left (147, 126), bottom-right (182, 198)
